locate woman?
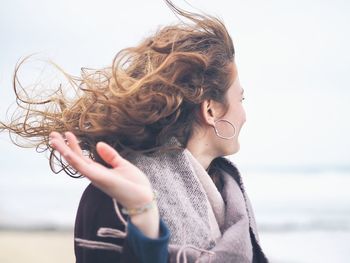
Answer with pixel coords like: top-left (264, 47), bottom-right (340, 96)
top-left (1, 1), bottom-right (269, 262)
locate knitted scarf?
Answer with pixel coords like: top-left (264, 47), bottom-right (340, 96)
top-left (75, 137), bottom-right (269, 262)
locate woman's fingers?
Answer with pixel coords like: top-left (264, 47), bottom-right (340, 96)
top-left (95, 142), bottom-right (142, 182)
top-left (96, 141), bottom-right (151, 187)
top-left (64, 131), bottom-right (93, 164)
top-left (49, 132), bottom-right (89, 171)
top-left (64, 132), bottom-right (83, 156)
top-left (96, 141), bottom-right (126, 168)
top-left (49, 132), bottom-right (125, 183)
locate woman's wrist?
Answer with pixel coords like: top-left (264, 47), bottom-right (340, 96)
top-left (122, 190), bottom-right (158, 216)
top-left (121, 189), bottom-right (160, 238)
top-left (130, 204), bottom-right (160, 239)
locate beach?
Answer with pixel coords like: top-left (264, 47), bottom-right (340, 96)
top-left (0, 230), bottom-right (74, 263)
top-left (2, 229), bottom-right (350, 263)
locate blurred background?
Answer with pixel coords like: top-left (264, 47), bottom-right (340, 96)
top-left (1, 0), bottom-right (349, 262)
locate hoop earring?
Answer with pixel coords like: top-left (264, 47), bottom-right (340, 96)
top-left (213, 119), bottom-right (236, 140)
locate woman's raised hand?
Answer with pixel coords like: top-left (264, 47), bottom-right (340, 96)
top-left (49, 131), bottom-right (155, 211)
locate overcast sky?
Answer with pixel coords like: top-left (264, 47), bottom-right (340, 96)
top-left (1, 0), bottom-right (349, 169)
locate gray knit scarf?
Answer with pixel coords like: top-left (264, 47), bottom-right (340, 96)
top-left (75, 137), bottom-right (269, 262)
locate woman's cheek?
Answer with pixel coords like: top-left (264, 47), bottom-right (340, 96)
top-left (242, 110), bottom-right (247, 125)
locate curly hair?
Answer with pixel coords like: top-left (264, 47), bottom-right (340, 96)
top-left (0, 0), bottom-right (235, 177)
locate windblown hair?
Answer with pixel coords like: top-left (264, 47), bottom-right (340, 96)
top-left (0, 0), bottom-right (235, 177)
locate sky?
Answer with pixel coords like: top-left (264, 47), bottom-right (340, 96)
top-left (1, 0), bottom-right (349, 170)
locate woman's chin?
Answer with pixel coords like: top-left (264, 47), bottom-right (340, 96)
top-left (232, 144), bottom-right (240, 155)
top-left (222, 140), bottom-right (240, 156)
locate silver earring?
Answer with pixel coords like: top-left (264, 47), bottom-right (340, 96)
top-left (213, 119), bottom-right (236, 140)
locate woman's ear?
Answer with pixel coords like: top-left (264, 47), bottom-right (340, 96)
top-left (200, 99), bottom-right (216, 126)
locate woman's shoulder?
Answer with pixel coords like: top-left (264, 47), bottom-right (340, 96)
top-left (74, 183), bottom-right (128, 262)
top-left (74, 183), bottom-right (169, 263)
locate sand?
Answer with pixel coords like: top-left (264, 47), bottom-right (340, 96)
top-left (2, 229), bottom-right (350, 263)
top-left (0, 230), bottom-right (75, 263)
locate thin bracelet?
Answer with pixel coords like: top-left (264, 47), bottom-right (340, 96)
top-left (121, 190), bottom-right (158, 216)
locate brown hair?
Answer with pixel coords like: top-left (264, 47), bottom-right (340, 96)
top-left (0, 0), bottom-right (235, 177)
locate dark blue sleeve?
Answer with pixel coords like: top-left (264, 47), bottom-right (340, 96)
top-left (126, 217), bottom-right (170, 263)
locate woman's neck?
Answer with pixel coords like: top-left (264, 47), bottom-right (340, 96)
top-left (186, 136), bottom-right (218, 171)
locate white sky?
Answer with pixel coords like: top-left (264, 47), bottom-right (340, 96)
top-left (1, 0), bottom-right (349, 168)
